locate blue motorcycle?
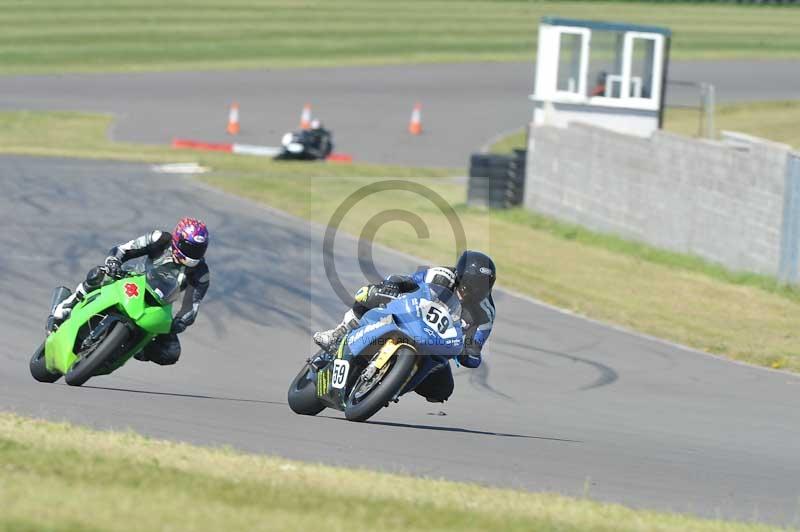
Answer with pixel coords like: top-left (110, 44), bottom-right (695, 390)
top-left (288, 283), bottom-right (464, 422)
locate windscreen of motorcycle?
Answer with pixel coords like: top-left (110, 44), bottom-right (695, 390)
top-left (145, 261), bottom-right (183, 304)
top-left (429, 284), bottom-right (461, 321)
top-left (419, 284), bottom-right (462, 340)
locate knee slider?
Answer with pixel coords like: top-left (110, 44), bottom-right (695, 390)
top-left (153, 348), bottom-right (180, 366)
top-left (165, 342), bottom-right (181, 360)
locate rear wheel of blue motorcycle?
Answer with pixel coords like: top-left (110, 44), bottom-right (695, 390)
top-left (344, 346), bottom-right (417, 422)
top-left (287, 363), bottom-right (326, 415)
top-left (65, 323), bottom-right (129, 387)
top-left (29, 342), bottom-right (61, 383)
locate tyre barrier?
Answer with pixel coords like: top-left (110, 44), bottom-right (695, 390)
top-left (467, 149), bottom-right (526, 209)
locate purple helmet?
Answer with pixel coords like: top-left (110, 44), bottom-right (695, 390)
top-left (172, 217), bottom-right (209, 267)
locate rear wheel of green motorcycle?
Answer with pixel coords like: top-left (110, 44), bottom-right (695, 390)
top-left (29, 342), bottom-right (61, 383)
top-left (344, 346), bottom-right (417, 422)
top-left (287, 363), bottom-right (326, 416)
top-left (65, 323), bottom-right (129, 387)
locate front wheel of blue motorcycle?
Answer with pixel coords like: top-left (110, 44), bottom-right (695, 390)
top-left (344, 346), bottom-right (417, 422)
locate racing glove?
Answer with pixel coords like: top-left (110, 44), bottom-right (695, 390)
top-left (375, 281), bottom-right (400, 299)
top-left (171, 304), bottom-right (200, 334)
top-left (457, 346), bottom-right (482, 368)
top-left (104, 256), bottom-right (123, 278)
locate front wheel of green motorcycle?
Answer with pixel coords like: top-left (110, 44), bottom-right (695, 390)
top-left (65, 323), bottom-right (130, 387)
top-left (287, 362), bottom-right (326, 416)
top-left (29, 342), bottom-right (61, 383)
top-left (344, 346), bottom-right (418, 422)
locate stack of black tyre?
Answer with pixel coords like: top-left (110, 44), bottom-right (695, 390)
top-left (467, 149), bottom-right (526, 209)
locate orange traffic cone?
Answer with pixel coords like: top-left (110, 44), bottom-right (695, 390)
top-left (408, 103), bottom-right (422, 135)
top-left (300, 103), bottom-right (312, 129)
top-left (227, 102), bottom-right (240, 135)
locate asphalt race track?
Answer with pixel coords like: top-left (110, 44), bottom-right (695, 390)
top-left (1, 155), bottom-right (799, 525)
top-left (1, 60), bottom-right (799, 166)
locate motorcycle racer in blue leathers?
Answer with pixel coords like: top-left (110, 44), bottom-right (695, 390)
top-left (314, 250), bottom-right (496, 402)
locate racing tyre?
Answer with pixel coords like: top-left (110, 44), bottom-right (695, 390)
top-left (344, 346), bottom-right (418, 422)
top-left (65, 323), bottom-right (129, 387)
top-left (29, 342), bottom-right (61, 383)
top-left (287, 363), bottom-right (326, 416)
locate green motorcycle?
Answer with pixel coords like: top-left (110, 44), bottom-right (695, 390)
top-left (29, 261), bottom-right (181, 387)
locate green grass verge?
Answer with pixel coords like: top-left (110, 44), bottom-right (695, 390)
top-left (665, 100), bottom-right (800, 148)
top-left (488, 100), bottom-right (800, 154)
top-left (488, 129), bottom-right (528, 154)
top-left (2, 110), bottom-right (800, 373)
top-left (1, 1), bottom-right (800, 75)
top-left (0, 413), bottom-right (782, 532)
top-left (492, 206), bottom-right (800, 300)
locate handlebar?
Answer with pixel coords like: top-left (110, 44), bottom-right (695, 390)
top-left (98, 265), bottom-right (126, 281)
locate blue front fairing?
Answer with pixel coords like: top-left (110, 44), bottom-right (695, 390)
top-left (345, 308), bottom-right (400, 357)
top-left (347, 283), bottom-right (464, 359)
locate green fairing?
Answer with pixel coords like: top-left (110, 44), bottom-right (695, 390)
top-left (44, 275), bottom-right (173, 375)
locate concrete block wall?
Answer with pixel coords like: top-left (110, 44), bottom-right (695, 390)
top-left (524, 123), bottom-right (792, 276)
